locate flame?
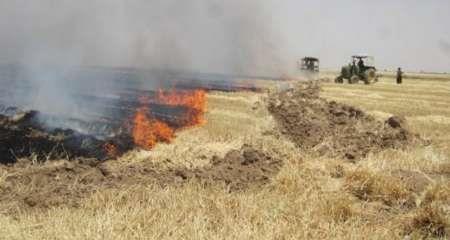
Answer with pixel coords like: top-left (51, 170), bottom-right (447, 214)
top-left (104, 143), bottom-right (119, 158)
top-left (132, 108), bottom-right (174, 150)
top-left (156, 89), bottom-right (207, 126)
top-left (132, 89), bottom-right (206, 150)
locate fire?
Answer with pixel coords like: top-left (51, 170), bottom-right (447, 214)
top-left (103, 143), bottom-right (119, 158)
top-left (156, 89), bottom-right (207, 126)
top-left (131, 89), bottom-right (206, 150)
top-left (132, 108), bottom-right (174, 150)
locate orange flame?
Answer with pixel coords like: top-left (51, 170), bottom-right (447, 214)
top-left (104, 143), bottom-right (119, 158)
top-left (156, 89), bottom-right (207, 126)
top-left (132, 108), bottom-right (174, 150)
top-left (132, 89), bottom-right (206, 150)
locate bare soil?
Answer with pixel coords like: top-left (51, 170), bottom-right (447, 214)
top-left (268, 82), bottom-right (421, 161)
top-left (0, 145), bottom-right (282, 213)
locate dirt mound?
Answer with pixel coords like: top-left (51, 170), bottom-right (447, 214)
top-left (177, 145), bottom-right (283, 191)
top-left (0, 146), bottom-right (282, 213)
top-left (101, 145), bottom-right (283, 192)
top-left (268, 82), bottom-right (419, 160)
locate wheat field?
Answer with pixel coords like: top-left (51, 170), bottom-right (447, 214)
top-left (0, 74), bottom-right (448, 239)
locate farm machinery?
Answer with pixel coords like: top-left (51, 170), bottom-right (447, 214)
top-left (298, 57), bottom-right (320, 73)
top-left (335, 55), bottom-right (379, 84)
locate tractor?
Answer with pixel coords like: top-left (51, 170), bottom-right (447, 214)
top-left (335, 55), bottom-right (378, 84)
top-left (298, 57), bottom-right (320, 73)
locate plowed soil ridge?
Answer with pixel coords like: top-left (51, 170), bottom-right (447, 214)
top-left (268, 82), bottom-right (419, 160)
top-left (0, 146), bottom-right (282, 213)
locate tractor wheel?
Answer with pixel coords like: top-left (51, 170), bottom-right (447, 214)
top-left (335, 76), bottom-right (344, 84)
top-left (365, 69), bottom-right (377, 84)
top-left (350, 75), bottom-right (360, 84)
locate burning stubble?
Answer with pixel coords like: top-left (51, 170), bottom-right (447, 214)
top-left (0, 0), bottom-right (286, 141)
top-left (131, 89), bottom-right (206, 150)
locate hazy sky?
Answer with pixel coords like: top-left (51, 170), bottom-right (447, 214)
top-left (0, 0), bottom-right (449, 73)
top-left (273, 0), bottom-right (450, 72)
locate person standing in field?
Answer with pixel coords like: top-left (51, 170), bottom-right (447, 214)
top-left (358, 58), bottom-right (365, 71)
top-left (397, 67), bottom-right (403, 84)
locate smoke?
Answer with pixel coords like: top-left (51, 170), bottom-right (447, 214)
top-left (0, 0), bottom-right (287, 134)
top-left (0, 0), bottom-right (285, 74)
top-left (439, 40), bottom-right (450, 60)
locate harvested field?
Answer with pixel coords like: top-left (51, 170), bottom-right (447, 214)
top-left (0, 74), bottom-right (449, 239)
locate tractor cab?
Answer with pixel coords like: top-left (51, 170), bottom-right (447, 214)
top-left (298, 57), bottom-right (320, 73)
top-left (351, 55), bottom-right (375, 71)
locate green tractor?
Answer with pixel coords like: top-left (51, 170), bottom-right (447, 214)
top-left (335, 55), bottom-right (379, 84)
